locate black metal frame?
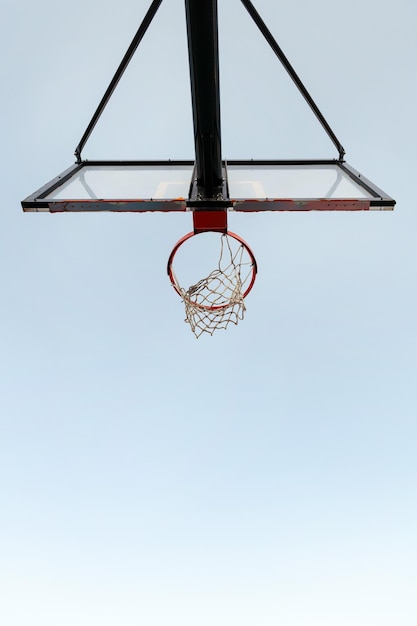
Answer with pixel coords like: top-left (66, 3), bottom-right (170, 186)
top-left (70, 0), bottom-right (347, 194)
top-left (21, 159), bottom-right (395, 212)
top-left (22, 0), bottom-right (395, 214)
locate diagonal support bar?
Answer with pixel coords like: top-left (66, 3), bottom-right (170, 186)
top-left (184, 0), bottom-right (223, 199)
top-left (240, 0), bottom-right (345, 161)
top-left (74, 0), bottom-right (164, 162)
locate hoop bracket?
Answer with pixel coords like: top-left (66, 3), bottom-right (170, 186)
top-left (193, 209), bottom-right (228, 234)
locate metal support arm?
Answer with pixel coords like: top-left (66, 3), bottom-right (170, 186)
top-left (240, 0), bottom-right (345, 161)
top-left (74, 0), bottom-right (164, 162)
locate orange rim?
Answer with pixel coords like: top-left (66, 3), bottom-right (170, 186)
top-left (167, 230), bottom-right (257, 311)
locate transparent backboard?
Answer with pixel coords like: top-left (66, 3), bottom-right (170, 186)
top-left (47, 165), bottom-right (193, 201)
top-left (22, 160), bottom-right (395, 212)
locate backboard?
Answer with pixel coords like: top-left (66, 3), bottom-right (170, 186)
top-left (22, 159), bottom-right (395, 213)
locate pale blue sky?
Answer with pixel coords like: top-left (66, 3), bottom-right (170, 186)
top-left (1, 1), bottom-right (416, 625)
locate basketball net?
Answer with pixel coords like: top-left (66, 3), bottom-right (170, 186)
top-left (175, 234), bottom-right (253, 338)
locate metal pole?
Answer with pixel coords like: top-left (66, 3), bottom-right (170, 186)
top-left (184, 0), bottom-right (223, 199)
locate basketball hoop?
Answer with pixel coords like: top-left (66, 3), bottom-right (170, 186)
top-left (22, 0), bottom-right (396, 342)
top-left (167, 231), bottom-right (257, 338)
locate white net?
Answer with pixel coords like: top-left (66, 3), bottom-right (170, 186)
top-left (173, 234), bottom-right (255, 338)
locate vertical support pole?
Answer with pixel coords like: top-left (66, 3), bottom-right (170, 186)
top-left (184, 0), bottom-right (223, 199)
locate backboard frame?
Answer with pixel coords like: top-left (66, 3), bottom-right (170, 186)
top-left (21, 159), bottom-right (395, 213)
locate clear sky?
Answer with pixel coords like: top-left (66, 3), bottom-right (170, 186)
top-left (2, 1), bottom-right (416, 625)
